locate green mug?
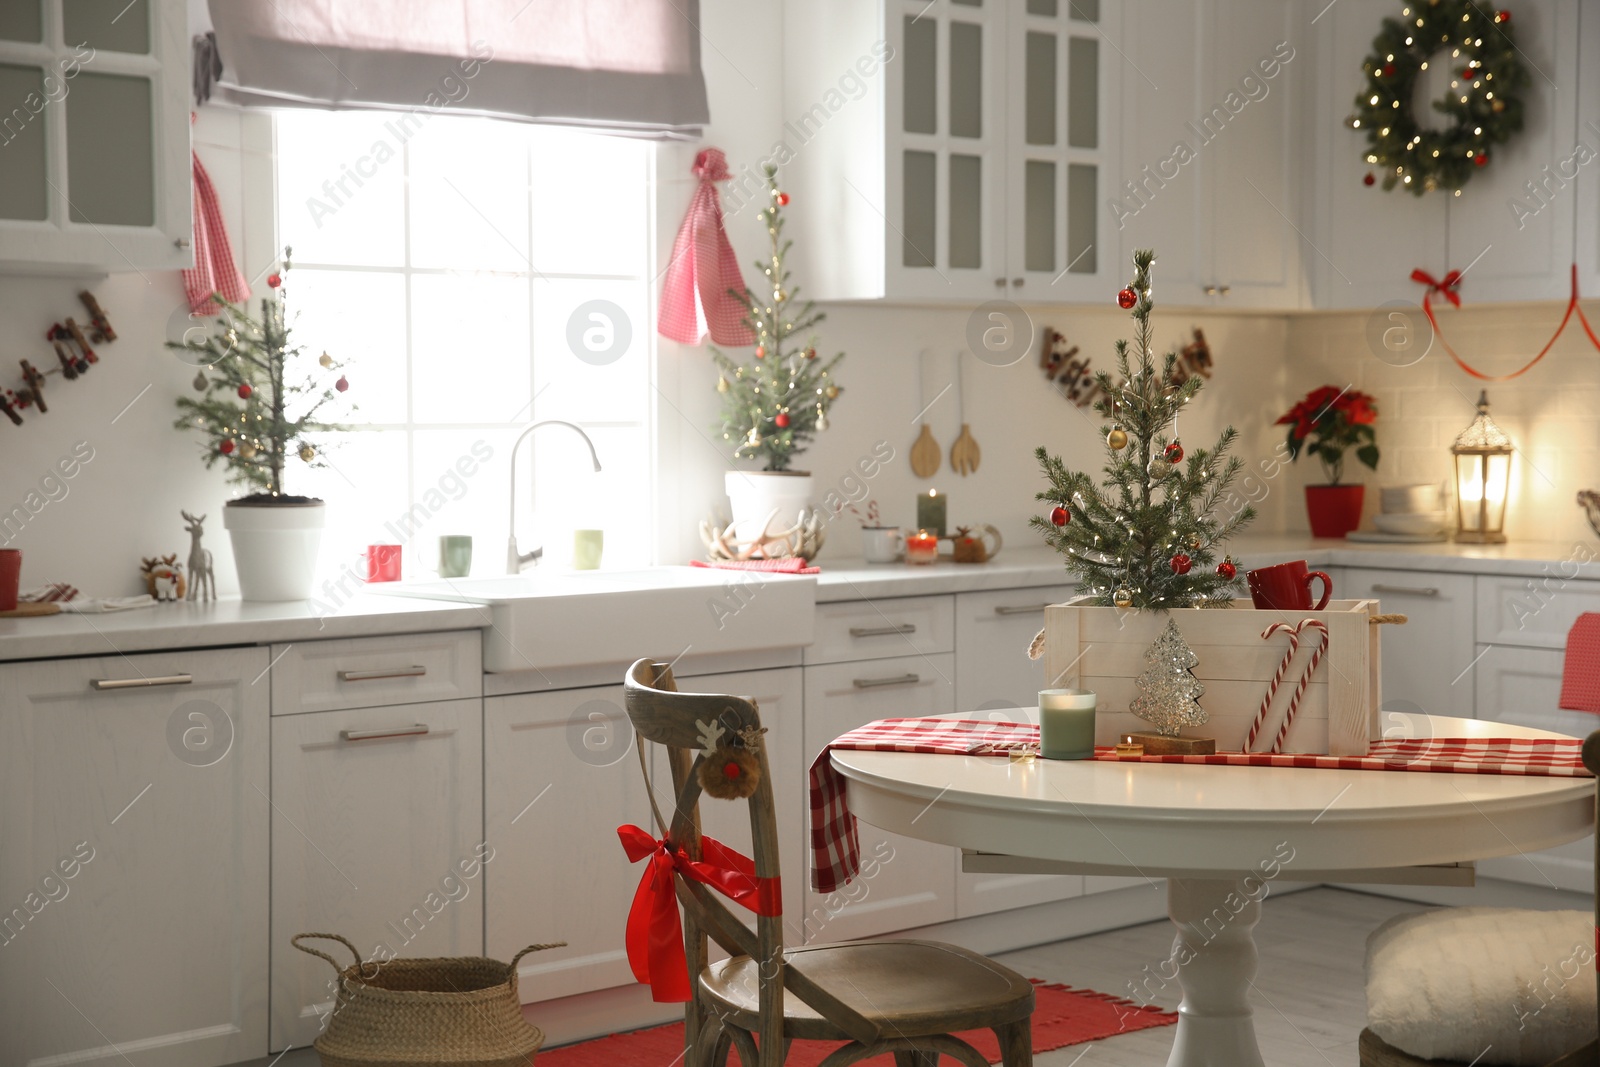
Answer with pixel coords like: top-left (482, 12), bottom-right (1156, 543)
top-left (438, 535), bottom-right (473, 578)
top-left (573, 529), bottom-right (603, 571)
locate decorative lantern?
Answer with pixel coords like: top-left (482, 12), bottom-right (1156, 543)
top-left (1450, 390), bottom-right (1513, 544)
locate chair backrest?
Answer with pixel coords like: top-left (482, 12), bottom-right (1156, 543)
top-left (622, 659), bottom-right (882, 1064)
top-left (622, 659), bottom-right (787, 1063)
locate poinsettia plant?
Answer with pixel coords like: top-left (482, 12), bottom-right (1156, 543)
top-left (1276, 386), bottom-right (1379, 485)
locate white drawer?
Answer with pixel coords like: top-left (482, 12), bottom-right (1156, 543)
top-left (269, 630), bottom-right (482, 715)
top-left (805, 595), bottom-right (955, 665)
top-left (1476, 573), bottom-right (1600, 650)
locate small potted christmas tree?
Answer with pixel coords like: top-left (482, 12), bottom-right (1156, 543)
top-left (171, 248), bottom-right (350, 600)
top-left (711, 165), bottom-right (844, 542)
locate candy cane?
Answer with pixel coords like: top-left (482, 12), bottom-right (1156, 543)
top-left (1247, 619), bottom-right (1331, 754)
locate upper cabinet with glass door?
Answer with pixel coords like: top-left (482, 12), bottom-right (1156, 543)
top-left (782, 0), bottom-right (1119, 303)
top-left (0, 0), bottom-right (191, 274)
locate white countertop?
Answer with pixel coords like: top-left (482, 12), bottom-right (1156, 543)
top-left (0, 594), bottom-right (488, 663)
top-left (814, 534), bottom-right (1600, 601)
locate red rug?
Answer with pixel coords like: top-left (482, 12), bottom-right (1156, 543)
top-left (538, 980), bottom-right (1177, 1065)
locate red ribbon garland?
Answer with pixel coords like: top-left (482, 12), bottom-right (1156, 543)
top-left (617, 824), bottom-right (782, 1003)
top-left (1413, 263), bottom-right (1600, 381)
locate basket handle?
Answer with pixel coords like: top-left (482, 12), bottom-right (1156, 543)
top-left (291, 933), bottom-right (378, 978)
top-left (508, 942), bottom-right (567, 977)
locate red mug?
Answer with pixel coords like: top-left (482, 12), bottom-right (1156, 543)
top-left (0, 549), bottom-right (19, 612)
top-left (1247, 560), bottom-right (1332, 611)
top-left (364, 544), bottom-right (402, 583)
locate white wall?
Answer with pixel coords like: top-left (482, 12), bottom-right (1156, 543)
top-left (0, 111), bottom-right (274, 596)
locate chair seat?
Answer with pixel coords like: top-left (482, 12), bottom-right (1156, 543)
top-left (701, 939), bottom-right (1036, 1042)
top-left (1365, 907), bottom-right (1596, 1067)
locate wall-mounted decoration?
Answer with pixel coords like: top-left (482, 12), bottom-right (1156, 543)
top-left (1040, 326), bottom-right (1213, 409)
top-left (0, 292), bottom-right (117, 428)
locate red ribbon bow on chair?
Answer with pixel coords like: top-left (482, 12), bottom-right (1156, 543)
top-left (1409, 268), bottom-right (1463, 309)
top-left (617, 824), bottom-right (782, 1002)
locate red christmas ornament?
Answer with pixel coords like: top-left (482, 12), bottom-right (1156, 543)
top-left (267, 273), bottom-right (282, 288)
top-left (805, 347), bottom-right (817, 359)
top-left (755, 345), bottom-right (766, 359)
top-left (1050, 506), bottom-right (1070, 527)
top-left (1117, 287), bottom-right (1138, 309)
top-left (1216, 557), bottom-right (1237, 580)
top-left (1169, 553), bottom-right (1192, 575)
top-left (775, 192), bottom-right (790, 206)
top-left (775, 412), bottom-right (791, 428)
top-left (1474, 152), bottom-right (1488, 166)
top-left (1363, 172), bottom-right (1376, 186)
top-left (1494, 9), bottom-right (1510, 21)
top-left (237, 384), bottom-right (252, 399)
top-left (1461, 67), bottom-right (1476, 80)
top-left (1163, 441), bottom-right (1184, 463)
top-left (335, 375), bottom-right (349, 392)
top-left (1382, 62), bottom-right (1396, 77)
top-left (219, 439), bottom-right (236, 455)
top-left (723, 761), bottom-right (741, 779)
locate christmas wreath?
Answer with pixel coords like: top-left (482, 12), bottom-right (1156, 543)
top-left (1348, 0), bottom-right (1527, 195)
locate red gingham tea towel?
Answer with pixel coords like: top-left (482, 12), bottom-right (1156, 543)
top-left (1560, 613), bottom-right (1600, 713)
top-left (808, 718), bottom-right (1592, 892)
top-left (658, 148), bottom-right (754, 348)
top-left (182, 150), bottom-right (250, 315)
top-left (688, 558), bottom-right (819, 574)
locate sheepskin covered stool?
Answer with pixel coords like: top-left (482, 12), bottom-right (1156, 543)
top-left (1362, 906), bottom-right (1596, 1066)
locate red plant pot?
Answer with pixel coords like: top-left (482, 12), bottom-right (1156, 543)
top-left (1305, 485), bottom-right (1365, 539)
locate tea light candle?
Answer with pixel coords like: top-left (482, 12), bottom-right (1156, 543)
top-left (905, 529), bottom-right (939, 565)
top-left (1038, 688), bottom-right (1096, 760)
top-left (916, 489), bottom-right (947, 537)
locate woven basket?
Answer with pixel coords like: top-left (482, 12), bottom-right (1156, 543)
top-left (293, 933), bottom-right (564, 1067)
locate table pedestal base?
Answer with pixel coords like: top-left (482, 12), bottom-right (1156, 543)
top-left (1165, 877), bottom-right (1265, 1067)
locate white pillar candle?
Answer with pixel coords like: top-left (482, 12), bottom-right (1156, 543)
top-left (1039, 688), bottom-right (1097, 760)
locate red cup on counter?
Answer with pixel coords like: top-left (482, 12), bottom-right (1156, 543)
top-left (905, 529), bottom-right (939, 565)
top-left (1247, 559), bottom-right (1332, 611)
top-left (0, 549), bottom-right (19, 611)
top-left (363, 544), bottom-right (402, 583)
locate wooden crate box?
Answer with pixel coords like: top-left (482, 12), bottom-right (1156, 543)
top-left (1042, 599), bottom-right (1383, 756)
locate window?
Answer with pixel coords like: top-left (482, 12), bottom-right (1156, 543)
top-left (274, 110), bottom-right (654, 583)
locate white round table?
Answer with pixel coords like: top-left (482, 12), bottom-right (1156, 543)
top-left (830, 713), bottom-right (1594, 1067)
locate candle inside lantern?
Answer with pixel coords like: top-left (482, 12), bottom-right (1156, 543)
top-left (905, 529), bottom-right (939, 565)
top-left (916, 489), bottom-right (947, 537)
top-left (1038, 688), bottom-right (1096, 760)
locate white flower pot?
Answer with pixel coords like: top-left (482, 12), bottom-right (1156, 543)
top-left (224, 499), bottom-right (326, 601)
top-left (724, 470), bottom-right (813, 544)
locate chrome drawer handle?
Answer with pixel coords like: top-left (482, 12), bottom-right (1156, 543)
top-left (848, 624), bottom-right (916, 638)
top-left (91, 674), bottom-right (192, 690)
top-left (341, 724), bottom-right (431, 742)
top-left (1370, 584), bottom-right (1440, 598)
top-left (338, 666), bottom-right (427, 682)
top-left (853, 673), bottom-right (920, 690)
top-left (994, 603), bottom-right (1050, 616)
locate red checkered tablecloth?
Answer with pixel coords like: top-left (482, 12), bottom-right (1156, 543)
top-left (808, 717), bottom-right (1592, 893)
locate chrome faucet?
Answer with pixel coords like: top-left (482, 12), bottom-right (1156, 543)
top-left (506, 420), bottom-right (603, 574)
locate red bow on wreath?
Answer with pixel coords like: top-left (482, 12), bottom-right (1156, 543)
top-left (617, 824), bottom-right (782, 1002)
top-left (1409, 268), bottom-right (1463, 309)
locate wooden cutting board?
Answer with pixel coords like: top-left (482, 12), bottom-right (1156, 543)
top-left (0, 602), bottom-right (63, 617)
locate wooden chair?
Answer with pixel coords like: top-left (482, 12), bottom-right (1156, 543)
top-left (1358, 730), bottom-right (1600, 1067)
top-left (623, 658), bottom-right (1036, 1067)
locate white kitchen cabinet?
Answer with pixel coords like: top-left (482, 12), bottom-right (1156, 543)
top-left (1578, 1), bottom-right (1600, 298)
top-left (268, 631), bottom-right (482, 715)
top-left (783, 0), bottom-right (1118, 303)
top-left (802, 652), bottom-right (957, 941)
top-left (1343, 567), bottom-right (1475, 721)
top-left (0, 647), bottom-right (269, 1067)
top-left (1475, 572), bottom-right (1600, 651)
top-left (1472, 644), bottom-right (1593, 893)
top-left (953, 585), bottom-right (1083, 917)
top-left (0, 0), bottom-right (193, 273)
top-left (269, 698), bottom-right (484, 1051)
top-left (1308, 0), bottom-right (1449, 309)
top-left (1120, 0), bottom-right (1305, 308)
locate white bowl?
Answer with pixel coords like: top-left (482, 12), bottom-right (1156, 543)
top-left (1373, 510), bottom-right (1449, 535)
top-left (1380, 484), bottom-right (1441, 513)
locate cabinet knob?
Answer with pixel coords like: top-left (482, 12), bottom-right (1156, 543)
top-left (174, 238), bottom-right (191, 249)
top-left (1218, 285), bottom-right (1232, 295)
top-left (91, 673), bottom-right (193, 690)
top-left (339, 665), bottom-right (428, 682)
top-left (1370, 584), bottom-right (1440, 597)
top-left (849, 624), bottom-right (916, 638)
top-left (340, 724), bottom-right (432, 742)
top-left (1203, 285), bottom-right (1218, 296)
top-left (1011, 277), bottom-right (1025, 288)
top-left (994, 277), bottom-right (1007, 289)
top-left (852, 673), bottom-right (921, 690)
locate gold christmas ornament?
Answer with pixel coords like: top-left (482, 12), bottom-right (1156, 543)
top-left (299, 444), bottom-right (316, 462)
top-left (824, 385), bottom-right (840, 400)
top-left (1113, 586), bottom-right (1134, 608)
top-left (716, 375), bottom-right (730, 393)
top-left (1107, 427), bottom-right (1128, 450)
top-left (240, 442), bottom-right (257, 459)
top-left (192, 371), bottom-right (208, 391)
top-left (319, 352), bottom-right (334, 368)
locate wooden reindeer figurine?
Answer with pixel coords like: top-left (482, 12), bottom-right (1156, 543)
top-left (181, 511), bottom-right (215, 602)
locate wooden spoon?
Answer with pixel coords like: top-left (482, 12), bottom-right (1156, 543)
top-left (909, 350), bottom-right (941, 478)
top-left (949, 351), bottom-right (981, 475)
